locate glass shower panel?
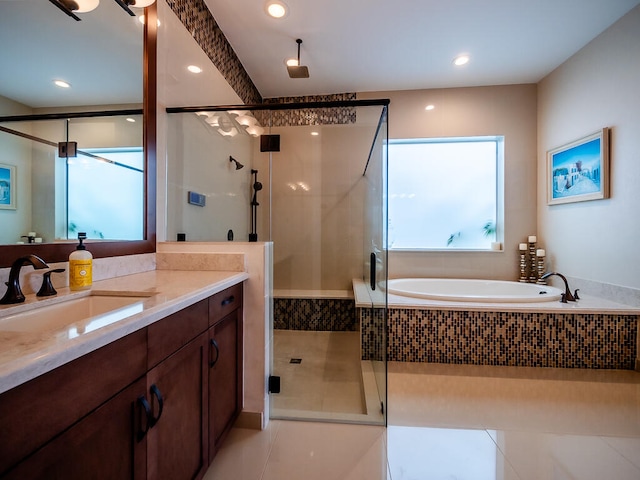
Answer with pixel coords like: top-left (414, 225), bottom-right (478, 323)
top-left (165, 111), bottom-right (253, 242)
top-left (362, 106), bottom-right (388, 424)
top-left (268, 103), bottom-right (387, 425)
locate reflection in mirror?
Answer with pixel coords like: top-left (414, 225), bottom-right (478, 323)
top-left (0, 1), bottom-right (156, 267)
top-left (0, 112), bottom-right (144, 244)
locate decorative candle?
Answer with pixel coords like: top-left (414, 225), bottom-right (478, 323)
top-left (34, 237), bottom-right (43, 243)
top-left (519, 243), bottom-right (527, 251)
top-left (536, 249), bottom-right (545, 257)
top-left (528, 235), bottom-right (537, 243)
top-left (28, 231), bottom-right (36, 238)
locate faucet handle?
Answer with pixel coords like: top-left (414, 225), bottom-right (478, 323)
top-left (573, 289), bottom-right (580, 300)
top-left (37, 269), bottom-right (66, 297)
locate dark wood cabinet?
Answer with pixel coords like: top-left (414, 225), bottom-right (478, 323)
top-left (3, 378), bottom-right (147, 480)
top-left (0, 283), bottom-right (243, 480)
top-left (146, 333), bottom-right (208, 480)
top-left (208, 310), bottom-right (242, 460)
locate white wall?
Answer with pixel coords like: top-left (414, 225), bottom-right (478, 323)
top-left (360, 85), bottom-right (538, 281)
top-left (165, 113), bottom-right (252, 242)
top-left (0, 96), bottom-right (32, 244)
top-left (538, 6), bottom-right (640, 301)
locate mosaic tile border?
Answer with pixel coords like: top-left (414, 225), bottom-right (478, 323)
top-left (274, 298), bottom-right (357, 331)
top-left (166, 0), bottom-right (262, 104)
top-left (261, 93), bottom-right (357, 126)
top-left (358, 308), bottom-right (638, 369)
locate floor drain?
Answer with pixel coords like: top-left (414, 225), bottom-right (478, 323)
top-left (289, 358), bottom-right (302, 364)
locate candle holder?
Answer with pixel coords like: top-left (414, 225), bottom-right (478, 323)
top-left (519, 251), bottom-right (528, 282)
top-left (536, 256), bottom-right (546, 284)
top-left (528, 241), bottom-right (537, 283)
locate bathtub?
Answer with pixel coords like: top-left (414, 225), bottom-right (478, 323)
top-left (386, 278), bottom-right (563, 303)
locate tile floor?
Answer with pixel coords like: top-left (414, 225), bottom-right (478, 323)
top-left (205, 361), bottom-right (640, 479)
top-left (270, 330), bottom-right (383, 423)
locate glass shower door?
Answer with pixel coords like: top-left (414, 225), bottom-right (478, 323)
top-left (362, 105), bottom-right (388, 424)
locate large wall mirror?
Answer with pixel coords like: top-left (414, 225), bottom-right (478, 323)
top-left (0, 0), bottom-right (156, 267)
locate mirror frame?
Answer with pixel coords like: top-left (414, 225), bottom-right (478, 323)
top-left (0, 4), bottom-right (157, 268)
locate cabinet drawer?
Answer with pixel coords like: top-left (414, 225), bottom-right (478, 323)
top-left (209, 283), bottom-right (243, 326)
top-left (0, 329), bottom-right (147, 475)
top-left (147, 299), bottom-right (208, 369)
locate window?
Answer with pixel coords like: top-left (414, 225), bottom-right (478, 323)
top-left (388, 137), bottom-right (503, 250)
top-left (67, 148), bottom-right (144, 240)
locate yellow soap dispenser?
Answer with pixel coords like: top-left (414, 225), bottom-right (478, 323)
top-left (69, 232), bottom-right (92, 291)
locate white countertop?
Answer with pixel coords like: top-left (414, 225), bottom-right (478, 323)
top-left (0, 270), bottom-right (248, 395)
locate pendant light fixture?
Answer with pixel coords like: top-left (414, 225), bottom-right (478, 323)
top-left (49, 0), bottom-right (155, 20)
top-left (287, 39), bottom-right (310, 79)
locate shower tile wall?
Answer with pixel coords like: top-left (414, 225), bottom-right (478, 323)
top-left (274, 298), bottom-right (357, 331)
top-left (261, 93), bottom-right (357, 126)
top-left (165, 0), bottom-right (261, 103)
top-left (359, 307), bottom-right (638, 369)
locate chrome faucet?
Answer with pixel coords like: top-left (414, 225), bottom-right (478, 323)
top-left (540, 272), bottom-right (580, 303)
top-left (1, 254), bottom-right (49, 305)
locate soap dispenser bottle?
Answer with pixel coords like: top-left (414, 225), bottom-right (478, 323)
top-left (69, 232), bottom-right (92, 291)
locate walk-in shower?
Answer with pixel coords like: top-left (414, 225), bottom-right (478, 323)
top-left (166, 99), bottom-right (389, 425)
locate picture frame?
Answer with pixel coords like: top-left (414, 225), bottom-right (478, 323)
top-left (0, 163), bottom-right (16, 210)
top-left (547, 128), bottom-right (609, 205)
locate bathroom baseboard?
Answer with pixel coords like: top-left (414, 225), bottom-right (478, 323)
top-left (234, 411), bottom-right (263, 430)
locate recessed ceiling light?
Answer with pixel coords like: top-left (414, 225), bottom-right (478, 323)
top-left (54, 80), bottom-right (71, 88)
top-left (453, 54), bottom-right (470, 66)
top-left (265, 0), bottom-right (288, 18)
top-left (126, 117), bottom-right (136, 123)
top-left (311, 131), bottom-right (319, 136)
top-left (425, 104), bottom-right (435, 111)
top-left (187, 65), bottom-right (202, 73)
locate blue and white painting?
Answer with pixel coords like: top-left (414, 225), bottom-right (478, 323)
top-left (548, 129), bottom-right (608, 205)
top-left (0, 164), bottom-right (14, 208)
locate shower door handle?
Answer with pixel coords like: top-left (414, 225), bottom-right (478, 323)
top-left (370, 252), bottom-right (376, 291)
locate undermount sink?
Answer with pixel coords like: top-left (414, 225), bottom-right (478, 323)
top-left (0, 292), bottom-right (154, 337)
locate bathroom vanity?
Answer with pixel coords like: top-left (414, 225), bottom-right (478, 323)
top-left (0, 270), bottom-right (247, 479)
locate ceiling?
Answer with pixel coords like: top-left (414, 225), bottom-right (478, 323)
top-left (0, 0), bottom-right (143, 109)
top-left (204, 0), bottom-right (640, 99)
top-left (1, 0), bottom-right (638, 110)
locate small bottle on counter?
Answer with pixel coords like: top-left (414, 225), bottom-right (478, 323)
top-left (69, 232), bottom-right (92, 291)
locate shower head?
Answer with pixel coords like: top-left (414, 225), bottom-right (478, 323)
top-left (229, 156), bottom-right (244, 170)
top-left (287, 39), bottom-right (309, 79)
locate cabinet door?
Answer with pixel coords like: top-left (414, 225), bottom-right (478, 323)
top-left (3, 377), bottom-right (147, 480)
top-left (209, 309), bottom-right (242, 460)
top-left (146, 333), bottom-right (208, 480)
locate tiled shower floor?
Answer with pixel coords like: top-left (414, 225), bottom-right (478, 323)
top-left (271, 330), bottom-right (383, 423)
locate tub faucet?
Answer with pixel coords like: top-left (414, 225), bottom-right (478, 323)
top-left (1, 254), bottom-right (49, 305)
top-left (540, 272), bottom-right (579, 303)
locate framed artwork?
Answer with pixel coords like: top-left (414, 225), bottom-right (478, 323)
top-left (0, 163), bottom-right (16, 210)
top-left (547, 128), bottom-right (609, 205)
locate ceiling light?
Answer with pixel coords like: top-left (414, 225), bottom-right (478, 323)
top-left (126, 117), bottom-right (136, 122)
top-left (129, 0), bottom-right (156, 7)
top-left (54, 80), bottom-right (71, 88)
top-left (453, 54), bottom-right (470, 66)
top-left (425, 105), bottom-right (435, 111)
top-left (187, 65), bottom-right (202, 73)
top-left (73, 0), bottom-right (100, 13)
top-left (311, 131), bottom-right (319, 136)
top-left (265, 0), bottom-right (288, 18)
